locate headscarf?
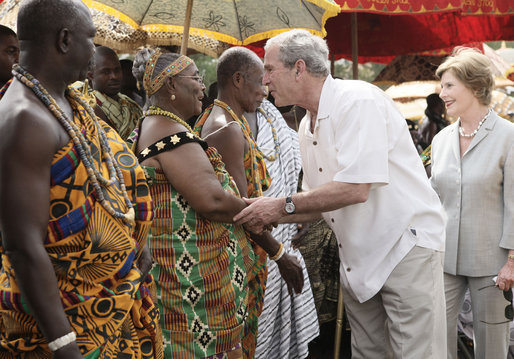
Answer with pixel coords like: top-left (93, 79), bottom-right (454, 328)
top-left (142, 49), bottom-right (193, 96)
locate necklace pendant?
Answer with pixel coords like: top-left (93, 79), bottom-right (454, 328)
top-left (124, 207), bottom-right (136, 227)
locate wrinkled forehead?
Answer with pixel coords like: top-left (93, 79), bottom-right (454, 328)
top-left (246, 61), bottom-right (264, 79)
top-left (264, 45), bottom-right (282, 68)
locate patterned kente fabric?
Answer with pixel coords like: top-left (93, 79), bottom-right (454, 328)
top-left (135, 131), bottom-right (254, 358)
top-left (421, 144), bottom-right (432, 167)
top-left (195, 106), bottom-right (271, 359)
top-left (0, 87), bottom-right (162, 359)
top-left (94, 90), bottom-right (142, 141)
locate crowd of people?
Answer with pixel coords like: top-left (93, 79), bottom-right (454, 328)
top-left (0, 1), bottom-right (513, 359)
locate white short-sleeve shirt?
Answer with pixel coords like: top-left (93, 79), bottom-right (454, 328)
top-left (298, 76), bottom-right (446, 302)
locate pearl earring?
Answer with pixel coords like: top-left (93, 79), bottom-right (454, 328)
top-left (171, 94), bottom-right (176, 101)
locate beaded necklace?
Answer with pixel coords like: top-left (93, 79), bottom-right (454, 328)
top-left (12, 64), bottom-right (135, 226)
top-left (458, 108), bottom-right (491, 138)
top-left (214, 99), bottom-right (263, 196)
top-left (143, 105), bottom-right (197, 135)
top-left (0, 78), bottom-right (12, 99)
top-left (257, 107), bottom-right (280, 161)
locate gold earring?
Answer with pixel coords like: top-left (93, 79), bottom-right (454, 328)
top-left (171, 94), bottom-right (176, 101)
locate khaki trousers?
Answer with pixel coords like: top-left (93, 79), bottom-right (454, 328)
top-left (445, 274), bottom-right (509, 359)
top-left (342, 246), bottom-right (446, 359)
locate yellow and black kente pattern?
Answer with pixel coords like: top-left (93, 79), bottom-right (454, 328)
top-left (94, 90), bottom-right (142, 141)
top-left (0, 88), bottom-right (162, 359)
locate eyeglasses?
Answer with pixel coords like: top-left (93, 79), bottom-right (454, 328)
top-left (175, 74), bottom-right (204, 85)
top-left (478, 285), bottom-right (513, 324)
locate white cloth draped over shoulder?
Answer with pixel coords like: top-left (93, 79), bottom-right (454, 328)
top-left (254, 99), bottom-right (319, 359)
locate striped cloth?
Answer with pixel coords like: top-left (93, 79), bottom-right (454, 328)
top-left (254, 99), bottom-right (319, 359)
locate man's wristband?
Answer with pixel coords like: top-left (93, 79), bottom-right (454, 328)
top-left (270, 243), bottom-right (285, 261)
top-left (48, 331), bottom-right (76, 352)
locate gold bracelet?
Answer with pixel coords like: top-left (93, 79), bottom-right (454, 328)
top-left (508, 254), bottom-right (514, 260)
top-left (270, 243), bottom-right (285, 261)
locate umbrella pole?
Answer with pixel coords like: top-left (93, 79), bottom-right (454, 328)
top-left (333, 283), bottom-right (344, 359)
top-left (351, 13), bottom-right (358, 80)
top-left (180, 0), bottom-right (194, 55)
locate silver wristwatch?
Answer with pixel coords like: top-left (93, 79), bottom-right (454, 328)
top-left (284, 195), bottom-right (296, 214)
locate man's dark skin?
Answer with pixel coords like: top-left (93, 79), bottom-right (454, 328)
top-left (120, 58), bottom-right (144, 107)
top-left (0, 25), bottom-right (19, 88)
top-left (199, 48), bottom-right (304, 295)
top-left (87, 45), bottom-right (123, 124)
top-left (0, 0), bottom-right (96, 357)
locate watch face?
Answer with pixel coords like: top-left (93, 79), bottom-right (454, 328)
top-left (285, 202), bottom-right (295, 214)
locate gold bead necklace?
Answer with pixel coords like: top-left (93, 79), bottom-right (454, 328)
top-left (144, 106), bottom-right (196, 134)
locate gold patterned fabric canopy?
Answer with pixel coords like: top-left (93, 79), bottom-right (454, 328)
top-left (0, 0), bottom-right (232, 56)
top-left (82, 0), bottom-right (340, 47)
top-left (90, 7), bottom-right (230, 56)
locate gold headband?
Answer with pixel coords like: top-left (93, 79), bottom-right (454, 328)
top-left (143, 50), bottom-right (193, 96)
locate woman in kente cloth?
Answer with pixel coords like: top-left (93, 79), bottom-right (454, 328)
top-left (131, 48), bottom-right (255, 359)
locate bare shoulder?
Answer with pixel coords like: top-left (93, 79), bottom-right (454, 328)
top-left (0, 81), bottom-right (68, 162)
top-left (201, 107), bottom-right (237, 135)
top-left (202, 108), bottom-right (244, 142)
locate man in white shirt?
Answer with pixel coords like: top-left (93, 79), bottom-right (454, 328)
top-left (234, 29), bottom-right (447, 359)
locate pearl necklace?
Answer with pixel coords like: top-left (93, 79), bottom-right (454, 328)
top-left (257, 107), bottom-right (280, 161)
top-left (458, 109), bottom-right (491, 138)
top-left (12, 64), bottom-right (135, 226)
top-left (144, 106), bottom-right (196, 134)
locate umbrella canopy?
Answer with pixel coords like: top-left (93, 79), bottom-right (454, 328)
top-left (90, 7), bottom-right (229, 56)
top-left (374, 43), bottom-right (512, 83)
top-left (335, 0), bottom-right (512, 14)
top-left (374, 55), bottom-right (443, 83)
top-left (497, 47), bottom-right (514, 65)
top-left (328, 0), bottom-right (514, 64)
top-left (83, 0), bottom-right (340, 49)
top-left (244, 0), bottom-right (513, 80)
top-left (385, 81), bottom-right (441, 102)
top-left (0, 0), bottom-right (231, 57)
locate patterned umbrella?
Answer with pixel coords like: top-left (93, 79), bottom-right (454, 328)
top-left (0, 0), bottom-right (230, 57)
top-left (374, 43), bottom-right (512, 83)
top-left (83, 0), bottom-right (340, 54)
top-left (328, 0), bottom-right (514, 64)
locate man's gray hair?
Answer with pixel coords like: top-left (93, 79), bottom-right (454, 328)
top-left (264, 29), bottom-right (330, 77)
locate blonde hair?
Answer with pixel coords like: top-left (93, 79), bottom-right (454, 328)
top-left (436, 47), bottom-right (494, 106)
